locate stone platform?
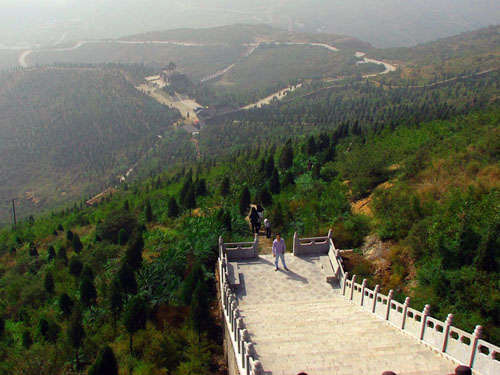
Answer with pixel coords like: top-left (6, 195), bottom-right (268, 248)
top-left (235, 254), bottom-right (457, 375)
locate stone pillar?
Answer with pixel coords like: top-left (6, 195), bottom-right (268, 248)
top-left (327, 228), bottom-right (333, 241)
top-left (219, 236), bottom-right (225, 258)
top-left (386, 290), bottom-right (394, 321)
top-left (246, 342), bottom-right (255, 375)
top-left (442, 313), bottom-right (453, 352)
top-left (360, 279), bottom-right (367, 306)
top-left (350, 275), bottom-right (357, 301)
top-left (372, 285), bottom-right (380, 313)
top-left (241, 329), bottom-right (249, 368)
top-left (420, 304), bottom-right (431, 340)
top-left (401, 297), bottom-right (410, 329)
top-left (236, 318), bottom-right (244, 353)
top-left (293, 232), bottom-right (298, 256)
top-left (468, 325), bottom-right (482, 368)
top-left (253, 233), bottom-right (259, 256)
top-left (342, 272), bottom-right (349, 296)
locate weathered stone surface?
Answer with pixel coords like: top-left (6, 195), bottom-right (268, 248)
top-left (235, 254), bottom-right (456, 375)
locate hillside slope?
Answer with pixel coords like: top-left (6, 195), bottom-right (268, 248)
top-left (0, 67), bottom-right (180, 223)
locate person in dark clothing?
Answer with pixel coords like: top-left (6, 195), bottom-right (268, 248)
top-left (249, 207), bottom-right (260, 234)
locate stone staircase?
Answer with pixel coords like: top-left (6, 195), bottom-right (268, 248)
top-left (236, 255), bottom-right (457, 375)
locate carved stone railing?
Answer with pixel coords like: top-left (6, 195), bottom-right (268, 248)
top-left (220, 234), bottom-right (259, 261)
top-left (218, 236), bottom-right (263, 375)
top-left (342, 270), bottom-right (500, 375)
top-left (292, 229), bottom-right (332, 256)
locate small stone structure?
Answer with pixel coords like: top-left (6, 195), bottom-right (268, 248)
top-left (218, 232), bottom-right (500, 375)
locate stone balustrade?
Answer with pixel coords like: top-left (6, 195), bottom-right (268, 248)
top-left (292, 229), bottom-right (332, 256)
top-left (218, 236), bottom-right (263, 375)
top-left (220, 234), bottom-right (259, 261)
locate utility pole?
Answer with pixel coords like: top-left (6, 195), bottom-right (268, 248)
top-left (11, 199), bottom-right (17, 230)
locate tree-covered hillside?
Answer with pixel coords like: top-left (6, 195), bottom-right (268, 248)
top-left (0, 107), bottom-right (497, 375)
top-left (0, 67), bottom-right (180, 223)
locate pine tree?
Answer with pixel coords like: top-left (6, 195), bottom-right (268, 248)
top-left (58, 293), bottom-right (73, 317)
top-left (184, 185), bottom-right (196, 209)
top-left (118, 228), bottom-right (128, 245)
top-left (22, 330), bottom-right (33, 349)
top-left (66, 230), bottom-right (74, 242)
top-left (265, 155), bottom-right (275, 178)
top-left (144, 200), bottom-right (153, 222)
top-left (29, 245), bottom-right (39, 257)
top-left (88, 346), bottom-right (119, 375)
top-left (0, 316), bottom-right (4, 338)
top-left (57, 246), bottom-right (68, 265)
top-left (109, 279), bottom-right (123, 333)
top-left (269, 169), bottom-right (281, 194)
top-left (239, 187), bottom-right (251, 216)
top-left (38, 318), bottom-right (49, 340)
top-left (69, 257), bottom-right (83, 277)
top-left (123, 200), bottom-right (130, 211)
top-left (72, 233), bottom-right (83, 253)
top-left (220, 176), bottom-right (230, 197)
top-left (81, 265), bottom-right (94, 281)
top-left (306, 135), bottom-right (317, 155)
top-left (80, 279), bottom-right (97, 307)
top-left (168, 197), bottom-right (180, 218)
top-left (190, 280), bottom-right (209, 332)
top-left (282, 171), bottom-right (295, 187)
top-left (196, 179), bottom-right (208, 196)
top-left (124, 296), bottom-right (148, 355)
top-left (271, 203), bottom-right (284, 229)
top-left (257, 187), bottom-right (272, 207)
top-left (124, 232), bottom-right (143, 271)
top-left (44, 272), bottom-right (55, 294)
top-left (312, 163), bottom-right (321, 179)
top-left (118, 263), bottom-right (137, 295)
top-left (279, 140), bottom-right (294, 169)
top-left (68, 308), bottom-right (85, 370)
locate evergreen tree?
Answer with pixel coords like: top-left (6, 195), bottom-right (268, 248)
top-left (124, 232), bottom-right (143, 271)
top-left (183, 185), bottom-right (196, 209)
top-left (190, 280), bottom-right (209, 332)
top-left (118, 228), bottom-right (128, 245)
top-left (271, 203), bottom-right (284, 229)
top-left (57, 246), bottom-right (68, 265)
top-left (57, 224), bottom-right (64, 231)
top-left (38, 318), bottom-right (49, 340)
top-left (81, 265), bottom-right (94, 281)
top-left (282, 171), bottom-right (295, 187)
top-left (58, 293), bottom-right (73, 317)
top-left (44, 271), bottom-right (55, 294)
top-left (0, 316), bottom-right (4, 338)
top-left (269, 169), bottom-right (281, 194)
top-left (123, 200), bottom-right (130, 211)
top-left (196, 178), bottom-right (208, 196)
top-left (118, 263), bottom-right (137, 295)
top-left (257, 187), bottom-right (272, 207)
top-left (67, 308), bottom-right (85, 370)
top-left (265, 155), bottom-right (275, 177)
top-left (109, 279), bottom-right (123, 333)
top-left (144, 200), bottom-right (153, 222)
top-left (220, 176), bottom-right (230, 197)
top-left (80, 279), bottom-right (97, 307)
top-left (312, 163), bottom-right (321, 180)
top-left (88, 346), bottom-right (119, 375)
top-left (306, 135), bottom-right (317, 156)
top-left (279, 140), bottom-right (294, 169)
top-left (167, 197), bottom-right (180, 218)
top-left (123, 296), bottom-right (148, 355)
top-left (72, 233), bottom-right (83, 253)
top-left (69, 257), bottom-right (83, 277)
top-left (66, 230), bottom-right (74, 242)
top-left (239, 187), bottom-right (251, 216)
top-left (22, 330), bottom-right (33, 349)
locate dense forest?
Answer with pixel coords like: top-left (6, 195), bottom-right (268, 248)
top-left (0, 67), bottom-right (180, 223)
top-left (0, 106), bottom-right (498, 374)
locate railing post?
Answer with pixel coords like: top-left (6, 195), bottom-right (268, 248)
top-left (401, 297), bottom-right (410, 329)
top-left (327, 228), bottom-right (333, 240)
top-left (469, 325), bottom-right (482, 368)
top-left (350, 275), bottom-right (357, 301)
top-left (342, 272), bottom-right (349, 296)
top-left (253, 233), bottom-right (259, 256)
top-left (237, 318), bottom-right (244, 353)
top-left (246, 342), bottom-right (254, 375)
top-left (372, 285), bottom-right (380, 313)
top-left (293, 232), bottom-right (298, 255)
top-left (386, 290), bottom-right (394, 321)
top-left (219, 236), bottom-right (224, 258)
top-left (360, 279), bottom-right (367, 306)
top-left (252, 360), bottom-right (264, 375)
top-left (442, 313), bottom-right (453, 352)
top-left (420, 304), bottom-right (430, 340)
top-left (241, 329), bottom-right (249, 367)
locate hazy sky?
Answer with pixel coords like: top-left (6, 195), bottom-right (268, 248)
top-left (0, 0), bottom-right (499, 47)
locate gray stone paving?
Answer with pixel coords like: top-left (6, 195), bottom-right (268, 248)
top-left (235, 254), bottom-right (457, 375)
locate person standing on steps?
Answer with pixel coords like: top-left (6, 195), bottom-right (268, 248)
top-left (273, 233), bottom-right (288, 271)
top-left (264, 218), bottom-right (271, 238)
top-left (249, 207), bottom-right (260, 234)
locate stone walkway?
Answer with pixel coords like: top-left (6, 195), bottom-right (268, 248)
top-left (235, 254), bottom-right (457, 375)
